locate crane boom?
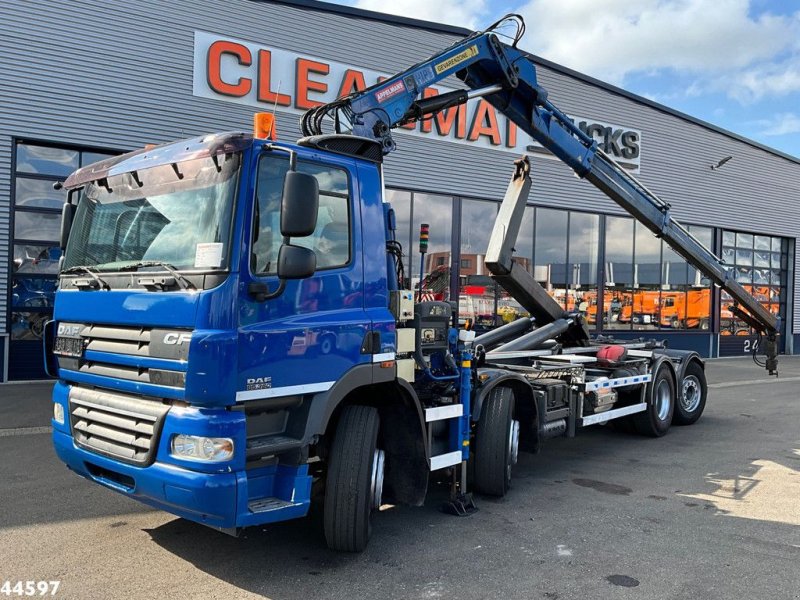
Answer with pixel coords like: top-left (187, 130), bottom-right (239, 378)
top-left (301, 15), bottom-right (779, 374)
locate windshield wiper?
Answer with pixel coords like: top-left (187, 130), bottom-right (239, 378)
top-left (118, 261), bottom-right (197, 290)
top-left (61, 266), bottom-right (111, 290)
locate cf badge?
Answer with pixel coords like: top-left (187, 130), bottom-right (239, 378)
top-left (163, 333), bottom-right (192, 345)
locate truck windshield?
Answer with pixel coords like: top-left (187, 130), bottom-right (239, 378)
top-left (63, 153), bottom-right (240, 272)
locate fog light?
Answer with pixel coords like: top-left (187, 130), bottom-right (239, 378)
top-left (53, 403), bottom-right (65, 425)
top-left (171, 434), bottom-right (234, 462)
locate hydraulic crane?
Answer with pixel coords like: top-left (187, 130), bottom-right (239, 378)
top-left (301, 14), bottom-right (780, 374)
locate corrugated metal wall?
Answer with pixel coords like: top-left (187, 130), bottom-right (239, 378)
top-left (1, 0), bottom-right (798, 337)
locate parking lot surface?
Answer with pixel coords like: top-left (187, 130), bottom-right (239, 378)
top-left (1, 357), bottom-right (798, 600)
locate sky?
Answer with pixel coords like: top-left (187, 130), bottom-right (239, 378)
top-left (329, 0), bottom-right (800, 159)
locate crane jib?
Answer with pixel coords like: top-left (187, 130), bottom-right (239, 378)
top-left (299, 13), bottom-right (780, 375)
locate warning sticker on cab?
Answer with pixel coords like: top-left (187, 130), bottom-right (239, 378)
top-left (434, 45), bottom-right (478, 75)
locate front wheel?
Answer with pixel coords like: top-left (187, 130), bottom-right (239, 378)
top-left (324, 405), bottom-right (383, 552)
top-left (633, 363), bottom-right (675, 437)
top-left (673, 362), bottom-right (707, 426)
top-left (473, 386), bottom-right (519, 496)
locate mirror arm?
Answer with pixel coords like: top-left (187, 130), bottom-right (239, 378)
top-left (249, 279), bottom-right (286, 302)
top-left (249, 236), bottom-right (291, 302)
top-left (263, 144), bottom-right (297, 171)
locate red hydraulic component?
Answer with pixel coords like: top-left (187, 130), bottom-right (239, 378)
top-left (596, 345), bottom-right (628, 366)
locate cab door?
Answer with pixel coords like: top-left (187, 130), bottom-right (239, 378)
top-left (237, 149), bottom-right (369, 401)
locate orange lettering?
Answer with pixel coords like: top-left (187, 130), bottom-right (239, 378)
top-left (207, 40), bottom-right (252, 97)
top-left (257, 50), bottom-right (291, 106)
top-left (506, 119), bottom-right (517, 148)
top-left (469, 100), bottom-right (501, 145)
top-left (296, 58), bottom-right (329, 109)
top-left (338, 69), bottom-right (367, 97)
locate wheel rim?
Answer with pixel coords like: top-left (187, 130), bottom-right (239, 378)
top-left (655, 379), bottom-right (671, 421)
top-left (681, 375), bottom-right (701, 413)
top-left (370, 449), bottom-right (385, 510)
top-left (507, 419), bottom-right (520, 479)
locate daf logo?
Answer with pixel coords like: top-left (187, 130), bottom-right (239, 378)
top-left (57, 324), bottom-right (82, 337)
top-left (163, 333), bottom-right (192, 345)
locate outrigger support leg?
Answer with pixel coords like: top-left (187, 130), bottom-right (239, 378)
top-left (441, 462), bottom-right (477, 516)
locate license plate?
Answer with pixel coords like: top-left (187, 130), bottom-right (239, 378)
top-left (54, 336), bottom-right (84, 357)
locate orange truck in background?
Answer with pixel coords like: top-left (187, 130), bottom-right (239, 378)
top-left (617, 290), bottom-right (660, 326)
top-left (660, 289), bottom-right (711, 329)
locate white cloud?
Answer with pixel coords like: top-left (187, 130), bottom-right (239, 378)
top-left (761, 112), bottom-right (800, 136)
top-left (714, 60), bottom-right (800, 103)
top-left (342, 0), bottom-right (800, 107)
top-left (515, 0), bottom-right (799, 82)
top-left (351, 0), bottom-right (486, 29)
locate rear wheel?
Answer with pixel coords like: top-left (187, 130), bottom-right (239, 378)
top-left (673, 362), bottom-right (707, 426)
top-left (324, 405), bottom-right (383, 552)
top-left (633, 363), bottom-right (675, 437)
top-left (473, 387), bottom-right (519, 496)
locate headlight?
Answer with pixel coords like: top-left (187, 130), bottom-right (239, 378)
top-left (170, 434), bottom-right (234, 462)
top-left (53, 403), bottom-right (65, 425)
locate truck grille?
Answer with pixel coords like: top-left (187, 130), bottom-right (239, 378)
top-left (69, 387), bottom-right (170, 465)
top-left (56, 323), bottom-right (189, 388)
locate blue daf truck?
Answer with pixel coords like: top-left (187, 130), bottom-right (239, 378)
top-left (48, 15), bottom-right (779, 551)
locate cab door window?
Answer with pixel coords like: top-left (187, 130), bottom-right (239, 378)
top-left (253, 155), bottom-right (351, 274)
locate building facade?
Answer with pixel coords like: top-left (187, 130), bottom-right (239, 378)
top-left (1, 0), bottom-right (798, 381)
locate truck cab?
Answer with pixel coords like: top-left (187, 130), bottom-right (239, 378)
top-left (50, 131), bottom-right (424, 542)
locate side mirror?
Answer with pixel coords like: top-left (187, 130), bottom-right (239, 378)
top-left (277, 244), bottom-right (316, 280)
top-left (281, 171), bottom-right (318, 237)
top-left (61, 202), bottom-right (76, 250)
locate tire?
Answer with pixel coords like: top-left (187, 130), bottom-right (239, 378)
top-left (633, 363), bottom-right (675, 437)
top-left (473, 386), bottom-right (519, 496)
top-left (673, 362), bottom-right (707, 426)
top-left (324, 405), bottom-right (383, 552)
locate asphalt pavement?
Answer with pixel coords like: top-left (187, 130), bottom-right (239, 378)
top-left (1, 357), bottom-right (798, 600)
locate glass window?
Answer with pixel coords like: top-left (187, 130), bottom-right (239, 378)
top-left (720, 230), bottom-right (788, 338)
top-left (754, 235), bottom-right (770, 251)
top-left (632, 222), bottom-right (661, 330)
top-left (65, 154), bottom-right (240, 271)
top-left (660, 239), bottom-right (687, 329)
top-left (11, 311), bottom-right (51, 340)
top-left (14, 210), bottom-right (61, 242)
top-left (460, 199), bottom-right (498, 329)
top-left (413, 193), bottom-right (452, 301)
top-left (16, 143), bottom-right (79, 176)
top-left (568, 212), bottom-right (599, 328)
top-left (13, 244), bottom-right (61, 275)
top-left (81, 151), bottom-right (117, 167)
top-left (604, 216), bottom-right (634, 330)
top-left (11, 141), bottom-right (121, 344)
top-left (685, 225), bottom-right (712, 330)
top-left (253, 154), bottom-right (351, 273)
top-left (386, 189), bottom-right (411, 288)
top-left (534, 208), bottom-right (568, 309)
top-left (12, 276), bottom-right (57, 310)
top-left (659, 227), bottom-right (711, 331)
top-left (15, 178), bottom-right (68, 209)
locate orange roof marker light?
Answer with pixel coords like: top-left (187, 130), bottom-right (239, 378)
top-left (253, 112), bottom-right (277, 140)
